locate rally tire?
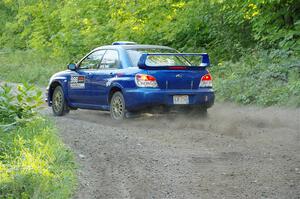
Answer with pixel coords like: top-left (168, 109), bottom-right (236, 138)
top-left (110, 92), bottom-right (126, 120)
top-left (52, 86), bottom-right (70, 116)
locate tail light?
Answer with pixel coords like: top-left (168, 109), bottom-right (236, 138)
top-left (199, 73), bottom-right (212, 87)
top-left (135, 74), bottom-right (158, 88)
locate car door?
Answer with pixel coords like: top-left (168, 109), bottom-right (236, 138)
top-left (68, 50), bottom-right (105, 105)
top-left (89, 50), bottom-right (121, 106)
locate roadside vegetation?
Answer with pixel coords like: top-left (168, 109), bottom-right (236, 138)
top-left (0, 50), bottom-right (65, 86)
top-left (212, 50), bottom-right (300, 107)
top-left (0, 0), bottom-right (299, 107)
top-left (0, 84), bottom-right (76, 198)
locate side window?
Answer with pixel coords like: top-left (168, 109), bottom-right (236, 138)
top-left (79, 50), bottom-right (105, 70)
top-left (99, 50), bottom-right (120, 69)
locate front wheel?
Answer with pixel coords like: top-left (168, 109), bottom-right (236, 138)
top-left (110, 92), bottom-right (126, 120)
top-left (52, 86), bottom-right (69, 116)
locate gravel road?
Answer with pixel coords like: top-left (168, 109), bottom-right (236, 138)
top-left (46, 103), bottom-right (299, 199)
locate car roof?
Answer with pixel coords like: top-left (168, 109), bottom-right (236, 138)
top-left (93, 44), bottom-right (175, 51)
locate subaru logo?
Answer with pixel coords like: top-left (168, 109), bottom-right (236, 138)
top-left (176, 74), bottom-right (183, 78)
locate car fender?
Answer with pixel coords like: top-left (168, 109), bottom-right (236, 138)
top-left (106, 74), bottom-right (138, 105)
top-left (107, 74), bottom-right (134, 91)
top-left (48, 77), bottom-right (69, 106)
top-left (109, 81), bottom-right (125, 90)
top-left (106, 80), bottom-right (125, 103)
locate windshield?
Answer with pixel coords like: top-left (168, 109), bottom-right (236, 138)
top-left (127, 48), bottom-right (192, 67)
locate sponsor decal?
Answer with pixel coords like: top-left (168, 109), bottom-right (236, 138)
top-left (70, 75), bottom-right (85, 89)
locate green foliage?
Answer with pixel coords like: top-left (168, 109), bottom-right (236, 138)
top-left (0, 82), bottom-right (76, 198)
top-left (0, 118), bottom-right (76, 199)
top-left (1, 0), bottom-right (298, 60)
top-left (0, 83), bottom-right (43, 131)
top-left (0, 50), bottom-right (66, 85)
top-left (212, 49), bottom-right (300, 107)
top-left (249, 0), bottom-right (300, 50)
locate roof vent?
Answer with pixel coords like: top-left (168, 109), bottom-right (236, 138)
top-left (112, 41), bottom-right (137, 45)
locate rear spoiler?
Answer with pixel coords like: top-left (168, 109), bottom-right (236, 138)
top-left (137, 53), bottom-right (210, 69)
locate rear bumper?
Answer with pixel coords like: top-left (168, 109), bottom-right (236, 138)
top-left (124, 88), bottom-right (215, 111)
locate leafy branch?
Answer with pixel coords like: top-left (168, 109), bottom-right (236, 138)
top-left (0, 83), bottom-right (43, 132)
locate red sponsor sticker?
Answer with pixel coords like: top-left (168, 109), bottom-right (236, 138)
top-left (78, 76), bottom-right (85, 82)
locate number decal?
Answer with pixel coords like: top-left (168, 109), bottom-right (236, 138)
top-left (70, 76), bottom-right (85, 89)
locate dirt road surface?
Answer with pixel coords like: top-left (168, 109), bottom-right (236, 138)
top-left (45, 103), bottom-right (299, 199)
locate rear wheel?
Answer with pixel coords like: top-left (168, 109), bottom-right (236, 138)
top-left (110, 92), bottom-right (126, 120)
top-left (52, 86), bottom-right (69, 116)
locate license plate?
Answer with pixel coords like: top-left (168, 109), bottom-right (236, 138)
top-left (173, 95), bottom-right (189, 104)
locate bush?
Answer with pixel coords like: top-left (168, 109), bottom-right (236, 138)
top-left (212, 49), bottom-right (300, 107)
top-left (0, 83), bottom-right (76, 198)
top-left (0, 83), bottom-right (43, 131)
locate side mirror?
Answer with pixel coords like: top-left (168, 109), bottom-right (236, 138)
top-left (67, 63), bottom-right (76, 70)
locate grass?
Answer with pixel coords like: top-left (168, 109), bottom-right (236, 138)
top-left (0, 117), bottom-right (77, 199)
top-left (0, 50), bottom-right (66, 86)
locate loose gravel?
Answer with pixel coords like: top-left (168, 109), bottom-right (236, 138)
top-left (45, 103), bottom-right (300, 199)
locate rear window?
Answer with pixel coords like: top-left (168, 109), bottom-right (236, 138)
top-left (127, 48), bottom-right (191, 67)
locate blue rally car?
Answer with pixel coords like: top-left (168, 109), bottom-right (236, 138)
top-left (46, 41), bottom-right (215, 120)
